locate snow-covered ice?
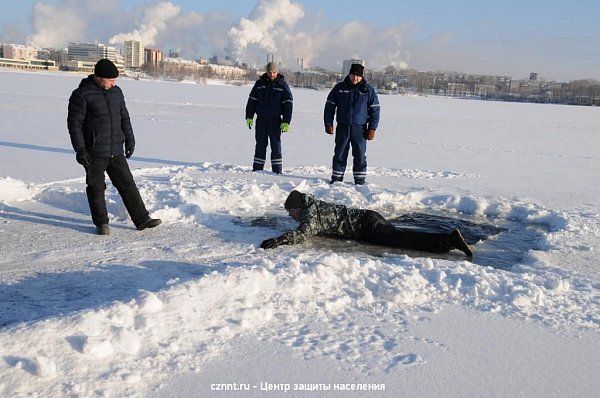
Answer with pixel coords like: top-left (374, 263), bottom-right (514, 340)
top-left (1, 70), bottom-right (599, 397)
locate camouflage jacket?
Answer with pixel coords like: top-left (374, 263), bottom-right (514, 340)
top-left (279, 193), bottom-right (369, 244)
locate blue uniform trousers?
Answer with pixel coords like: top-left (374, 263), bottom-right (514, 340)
top-left (253, 117), bottom-right (282, 173)
top-left (331, 123), bottom-right (367, 184)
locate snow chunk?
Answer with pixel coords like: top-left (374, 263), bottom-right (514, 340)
top-left (81, 336), bottom-right (115, 358)
top-left (111, 327), bottom-right (141, 355)
top-left (151, 206), bottom-right (187, 223)
top-left (324, 296), bottom-right (352, 313)
top-left (512, 295), bottom-right (532, 308)
top-left (34, 356), bottom-right (57, 378)
top-left (137, 292), bottom-right (163, 313)
top-left (544, 277), bottom-right (570, 293)
top-left (0, 177), bottom-right (36, 203)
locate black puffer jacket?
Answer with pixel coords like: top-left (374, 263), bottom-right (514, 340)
top-left (67, 75), bottom-right (134, 157)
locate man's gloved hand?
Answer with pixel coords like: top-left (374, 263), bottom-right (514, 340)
top-left (260, 238), bottom-right (279, 249)
top-left (125, 143), bottom-right (134, 159)
top-left (260, 236), bottom-right (289, 249)
top-left (280, 122), bottom-right (290, 133)
top-left (364, 129), bottom-right (375, 140)
top-left (246, 118), bottom-right (254, 129)
top-left (325, 125), bottom-right (334, 135)
top-left (76, 148), bottom-right (92, 168)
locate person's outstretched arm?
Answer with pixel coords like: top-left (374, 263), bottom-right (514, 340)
top-left (260, 202), bottom-right (321, 249)
top-left (260, 222), bottom-right (317, 249)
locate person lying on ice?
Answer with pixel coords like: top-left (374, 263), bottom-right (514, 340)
top-left (260, 190), bottom-right (473, 257)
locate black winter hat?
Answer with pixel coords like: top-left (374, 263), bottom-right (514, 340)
top-left (349, 63), bottom-right (364, 77)
top-left (284, 190), bottom-right (303, 209)
top-left (94, 58), bottom-right (119, 78)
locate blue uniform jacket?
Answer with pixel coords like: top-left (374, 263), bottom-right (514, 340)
top-left (324, 76), bottom-right (380, 130)
top-left (245, 73), bottom-right (293, 123)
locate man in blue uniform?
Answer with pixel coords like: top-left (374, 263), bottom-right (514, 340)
top-left (260, 190), bottom-right (473, 257)
top-left (324, 63), bottom-right (380, 185)
top-left (245, 61), bottom-right (293, 174)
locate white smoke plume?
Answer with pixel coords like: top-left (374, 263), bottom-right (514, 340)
top-left (28, 1), bottom-right (88, 48)
top-left (309, 21), bottom-right (411, 71)
top-left (27, 0), bottom-right (134, 48)
top-left (24, 1), bottom-right (229, 57)
top-left (228, 0), bottom-right (305, 59)
top-left (24, 0), bottom-right (410, 72)
top-left (228, 0), bottom-right (410, 71)
top-left (109, 2), bottom-right (180, 46)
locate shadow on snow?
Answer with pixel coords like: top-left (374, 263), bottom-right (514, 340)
top-left (0, 204), bottom-right (132, 233)
top-left (0, 260), bottom-right (222, 329)
top-left (0, 140), bottom-right (199, 167)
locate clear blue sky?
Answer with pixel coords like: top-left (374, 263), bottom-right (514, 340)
top-left (1, 0), bottom-right (599, 80)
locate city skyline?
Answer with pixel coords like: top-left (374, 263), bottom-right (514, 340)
top-left (0, 0), bottom-right (599, 81)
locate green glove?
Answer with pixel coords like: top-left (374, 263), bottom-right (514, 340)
top-left (280, 122), bottom-right (290, 133)
top-left (246, 118), bottom-right (253, 129)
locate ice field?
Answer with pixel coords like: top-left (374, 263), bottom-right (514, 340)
top-left (1, 70), bottom-right (599, 397)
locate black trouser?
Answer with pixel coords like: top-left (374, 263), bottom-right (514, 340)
top-left (85, 156), bottom-right (149, 227)
top-left (360, 210), bottom-right (451, 253)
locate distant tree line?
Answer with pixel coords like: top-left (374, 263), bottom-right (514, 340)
top-left (141, 62), bottom-right (256, 83)
top-left (141, 60), bottom-right (599, 106)
top-left (366, 68), bottom-right (600, 106)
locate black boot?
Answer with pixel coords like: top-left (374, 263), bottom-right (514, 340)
top-left (136, 218), bottom-right (162, 231)
top-left (450, 229), bottom-right (472, 257)
top-left (96, 224), bottom-right (110, 235)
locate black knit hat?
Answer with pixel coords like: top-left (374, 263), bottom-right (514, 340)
top-left (284, 190), bottom-right (303, 209)
top-left (94, 59), bottom-right (119, 78)
top-left (349, 63), bottom-right (364, 77)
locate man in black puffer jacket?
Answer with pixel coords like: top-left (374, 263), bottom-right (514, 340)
top-left (67, 59), bottom-right (161, 235)
top-left (260, 190), bottom-right (473, 257)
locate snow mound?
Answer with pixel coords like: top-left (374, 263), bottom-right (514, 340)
top-left (286, 165), bottom-right (477, 180)
top-left (22, 164), bottom-right (569, 243)
top-left (1, 251), bottom-right (598, 396)
top-left (0, 177), bottom-right (37, 203)
top-left (0, 164), bottom-right (598, 396)
top-left (34, 182), bottom-right (130, 221)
